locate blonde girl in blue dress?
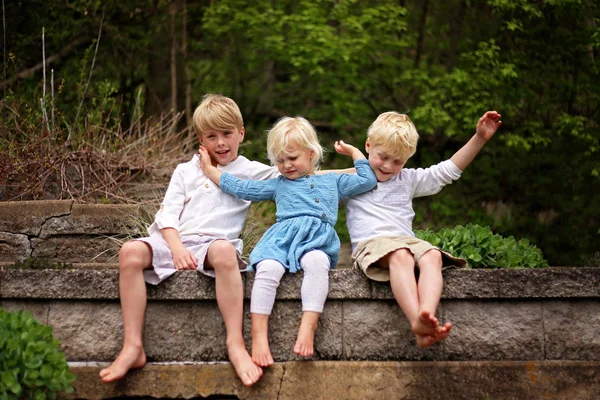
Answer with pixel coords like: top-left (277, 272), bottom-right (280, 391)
top-left (198, 116), bottom-right (376, 367)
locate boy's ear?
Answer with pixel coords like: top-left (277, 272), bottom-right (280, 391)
top-left (365, 138), bottom-right (371, 154)
top-left (239, 127), bottom-right (245, 142)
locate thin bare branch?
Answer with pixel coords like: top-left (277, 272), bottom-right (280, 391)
top-left (51, 69), bottom-right (55, 133)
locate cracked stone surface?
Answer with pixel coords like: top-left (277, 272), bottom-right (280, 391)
top-left (0, 200), bottom-right (72, 236)
top-left (67, 361), bottom-right (600, 400)
top-left (0, 232), bottom-right (31, 261)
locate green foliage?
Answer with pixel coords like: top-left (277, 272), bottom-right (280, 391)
top-left (3, 0), bottom-right (600, 265)
top-left (12, 258), bottom-right (72, 270)
top-left (0, 309), bottom-right (76, 399)
top-left (415, 224), bottom-right (549, 269)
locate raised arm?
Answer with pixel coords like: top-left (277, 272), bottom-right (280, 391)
top-left (450, 111), bottom-right (502, 171)
top-left (198, 146), bottom-right (222, 185)
top-left (334, 140), bottom-right (367, 161)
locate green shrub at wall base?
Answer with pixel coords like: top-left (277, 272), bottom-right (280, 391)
top-left (0, 309), bottom-right (75, 400)
top-left (415, 223), bottom-right (549, 269)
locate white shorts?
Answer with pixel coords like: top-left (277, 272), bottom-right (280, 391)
top-left (137, 234), bottom-right (248, 285)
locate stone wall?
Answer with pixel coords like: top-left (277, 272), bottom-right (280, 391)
top-left (2, 268), bottom-right (599, 363)
top-left (2, 200), bottom-right (600, 399)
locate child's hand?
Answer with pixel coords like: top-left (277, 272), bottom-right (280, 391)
top-left (334, 140), bottom-right (366, 160)
top-left (476, 111), bottom-right (502, 142)
top-left (197, 146), bottom-right (212, 170)
top-left (172, 247), bottom-right (198, 270)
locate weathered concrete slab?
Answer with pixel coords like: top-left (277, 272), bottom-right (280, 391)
top-left (1, 269), bottom-right (120, 299)
top-left (3, 269), bottom-right (600, 364)
top-left (342, 300), bottom-right (442, 361)
top-left (498, 268), bottom-right (600, 298)
top-left (443, 268), bottom-right (499, 298)
top-left (31, 236), bottom-right (121, 263)
top-left (68, 362), bottom-right (284, 400)
top-left (67, 361), bottom-right (600, 400)
top-left (144, 301), bottom-right (228, 361)
top-left (39, 204), bottom-right (142, 237)
top-left (3, 268), bottom-right (600, 301)
top-left (0, 300), bottom-right (49, 324)
top-left (544, 300), bottom-right (600, 361)
top-left (0, 231), bottom-right (31, 261)
top-left (0, 200), bottom-right (72, 236)
top-left (444, 300), bottom-right (545, 360)
top-left (49, 301), bottom-right (124, 361)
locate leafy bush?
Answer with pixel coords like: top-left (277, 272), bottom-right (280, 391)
top-left (415, 223), bottom-right (549, 269)
top-left (0, 309), bottom-right (76, 399)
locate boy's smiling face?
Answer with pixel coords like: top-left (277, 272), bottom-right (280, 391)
top-left (200, 127), bottom-right (245, 166)
top-left (365, 139), bottom-right (406, 182)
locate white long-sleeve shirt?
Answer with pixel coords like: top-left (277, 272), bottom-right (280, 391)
top-left (148, 154), bottom-right (279, 239)
top-left (346, 159), bottom-right (462, 252)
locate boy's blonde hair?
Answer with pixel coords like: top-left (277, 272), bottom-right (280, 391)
top-left (192, 94), bottom-right (244, 137)
top-left (367, 112), bottom-right (419, 161)
top-left (267, 117), bottom-right (324, 170)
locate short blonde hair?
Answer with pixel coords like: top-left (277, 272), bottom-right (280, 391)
top-left (367, 112), bottom-right (419, 161)
top-left (193, 94), bottom-right (243, 137)
top-left (267, 117), bottom-right (324, 169)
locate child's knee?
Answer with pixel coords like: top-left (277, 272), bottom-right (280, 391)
top-left (387, 248), bottom-right (414, 267)
top-left (300, 250), bottom-right (330, 270)
top-left (119, 241), bottom-right (151, 270)
top-left (208, 240), bottom-right (239, 271)
top-left (418, 249), bottom-right (443, 269)
top-left (256, 260), bottom-right (286, 279)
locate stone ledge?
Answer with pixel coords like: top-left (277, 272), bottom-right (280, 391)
top-left (67, 361), bottom-right (600, 400)
top-left (2, 267), bottom-right (599, 301)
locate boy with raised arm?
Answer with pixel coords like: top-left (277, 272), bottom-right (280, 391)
top-left (100, 94), bottom-right (279, 386)
top-left (346, 111), bottom-right (501, 348)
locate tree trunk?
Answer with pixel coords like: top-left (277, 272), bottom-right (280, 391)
top-left (170, 2), bottom-right (178, 114)
top-left (182, 0), bottom-right (192, 128)
top-left (414, 0), bottom-right (429, 69)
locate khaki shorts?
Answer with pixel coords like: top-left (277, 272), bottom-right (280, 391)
top-left (352, 235), bottom-right (467, 282)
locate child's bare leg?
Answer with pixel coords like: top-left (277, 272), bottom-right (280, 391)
top-left (251, 313), bottom-right (273, 366)
top-left (294, 251), bottom-right (329, 357)
top-left (100, 241), bottom-right (150, 383)
top-left (206, 240), bottom-right (262, 386)
top-left (250, 259), bottom-right (285, 367)
top-left (294, 311), bottom-right (320, 356)
top-left (385, 249), bottom-right (438, 337)
top-left (416, 249), bottom-right (450, 346)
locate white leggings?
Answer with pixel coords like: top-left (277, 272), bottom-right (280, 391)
top-left (251, 250), bottom-right (330, 314)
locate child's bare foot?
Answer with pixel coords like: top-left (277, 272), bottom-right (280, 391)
top-left (227, 342), bottom-right (263, 386)
top-left (411, 310), bottom-right (439, 336)
top-left (433, 322), bottom-right (452, 343)
top-left (415, 333), bottom-right (436, 348)
top-left (251, 331), bottom-right (274, 367)
top-left (99, 345), bottom-right (146, 383)
top-left (293, 319), bottom-right (318, 357)
top-left (415, 322), bottom-right (452, 349)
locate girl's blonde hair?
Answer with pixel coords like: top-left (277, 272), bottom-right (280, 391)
top-left (267, 117), bottom-right (324, 170)
top-left (367, 112), bottom-right (419, 161)
top-left (192, 94), bottom-right (244, 137)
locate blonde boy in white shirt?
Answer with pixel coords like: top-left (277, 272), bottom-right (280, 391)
top-left (346, 111), bottom-right (502, 348)
top-left (100, 94), bottom-right (278, 386)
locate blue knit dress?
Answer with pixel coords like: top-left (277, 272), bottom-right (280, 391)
top-left (220, 159), bottom-right (376, 272)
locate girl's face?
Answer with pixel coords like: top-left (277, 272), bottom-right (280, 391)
top-left (275, 145), bottom-right (314, 180)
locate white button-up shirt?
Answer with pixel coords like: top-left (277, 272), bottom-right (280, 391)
top-left (148, 154), bottom-right (279, 239)
top-left (346, 159), bottom-right (462, 252)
